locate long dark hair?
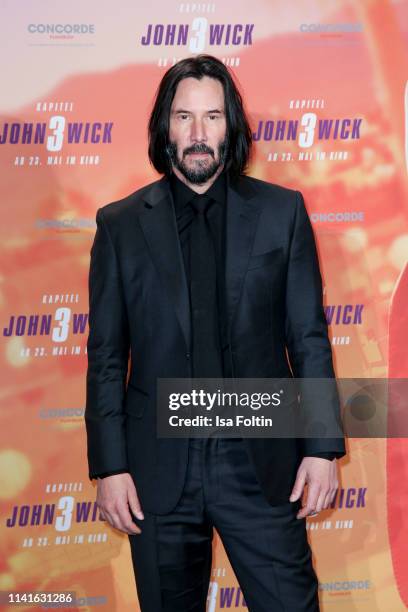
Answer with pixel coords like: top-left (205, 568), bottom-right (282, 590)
top-left (148, 55), bottom-right (252, 177)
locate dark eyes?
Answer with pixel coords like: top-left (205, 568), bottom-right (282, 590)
top-left (177, 114), bottom-right (220, 121)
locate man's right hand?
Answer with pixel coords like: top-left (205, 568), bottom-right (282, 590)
top-left (96, 472), bottom-right (144, 535)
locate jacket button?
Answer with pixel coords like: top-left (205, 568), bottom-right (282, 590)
top-left (186, 352), bottom-right (191, 359)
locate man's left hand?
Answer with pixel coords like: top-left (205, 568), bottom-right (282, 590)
top-left (289, 457), bottom-right (339, 519)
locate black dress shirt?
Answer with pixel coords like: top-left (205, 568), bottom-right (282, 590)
top-left (170, 168), bottom-right (229, 365)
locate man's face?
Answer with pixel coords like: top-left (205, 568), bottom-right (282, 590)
top-left (168, 76), bottom-right (228, 185)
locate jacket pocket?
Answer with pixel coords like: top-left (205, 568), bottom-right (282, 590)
top-left (247, 247), bottom-right (283, 270)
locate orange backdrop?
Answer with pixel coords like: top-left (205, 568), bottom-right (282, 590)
top-left (1, 1), bottom-right (408, 610)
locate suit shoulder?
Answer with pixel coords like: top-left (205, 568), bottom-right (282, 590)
top-left (238, 175), bottom-right (302, 220)
top-left (241, 174), bottom-right (299, 201)
top-left (97, 177), bottom-right (163, 222)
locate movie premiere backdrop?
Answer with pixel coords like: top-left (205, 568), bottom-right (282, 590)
top-left (1, 1), bottom-right (408, 610)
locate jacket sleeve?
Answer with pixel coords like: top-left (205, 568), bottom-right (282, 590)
top-left (85, 207), bottom-right (130, 479)
top-left (284, 191), bottom-right (346, 457)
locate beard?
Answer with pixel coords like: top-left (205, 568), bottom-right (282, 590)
top-left (167, 139), bottom-right (228, 184)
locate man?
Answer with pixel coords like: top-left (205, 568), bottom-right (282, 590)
top-left (85, 55), bottom-right (346, 611)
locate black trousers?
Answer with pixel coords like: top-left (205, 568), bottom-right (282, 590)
top-left (128, 437), bottom-right (319, 612)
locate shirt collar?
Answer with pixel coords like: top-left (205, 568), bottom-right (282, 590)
top-left (170, 168), bottom-right (227, 215)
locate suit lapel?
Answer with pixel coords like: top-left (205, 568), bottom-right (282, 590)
top-left (138, 176), bottom-right (191, 352)
top-left (137, 173), bottom-right (261, 352)
top-left (225, 174), bottom-right (261, 337)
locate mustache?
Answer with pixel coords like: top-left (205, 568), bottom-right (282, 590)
top-left (183, 144), bottom-right (214, 157)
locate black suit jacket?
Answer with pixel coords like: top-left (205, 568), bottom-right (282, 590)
top-left (85, 172), bottom-right (346, 514)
